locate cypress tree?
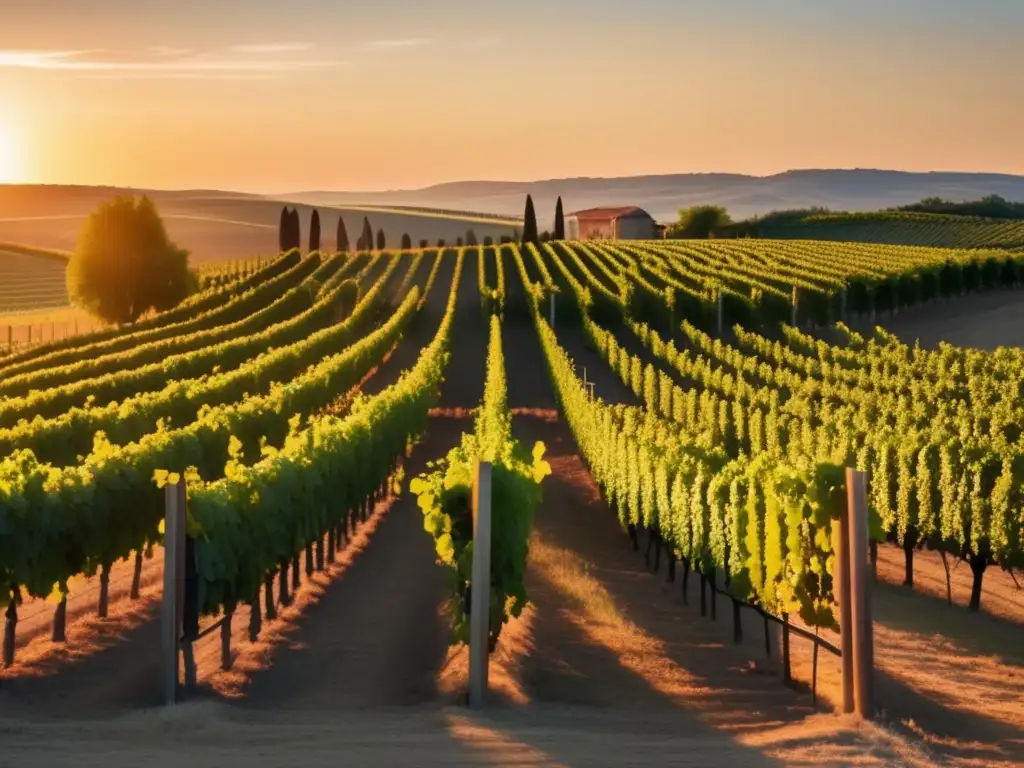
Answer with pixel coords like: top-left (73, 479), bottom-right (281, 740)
top-left (309, 209), bottom-right (321, 253)
top-left (401, 233), bottom-right (412, 249)
top-left (279, 206), bottom-right (290, 252)
top-left (376, 229), bottom-right (386, 250)
top-left (554, 196), bottom-right (565, 240)
top-left (437, 238), bottom-right (446, 248)
top-left (456, 237), bottom-right (464, 247)
top-left (483, 235), bottom-right (494, 246)
top-left (419, 239), bottom-right (429, 249)
top-left (465, 229), bottom-right (478, 246)
top-left (337, 217), bottom-right (349, 252)
top-left (522, 195), bottom-right (538, 244)
top-left (361, 217), bottom-right (373, 251)
top-left (290, 208), bottom-right (302, 251)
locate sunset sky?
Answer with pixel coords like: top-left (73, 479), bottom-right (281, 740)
top-left (0, 0), bottom-right (1021, 192)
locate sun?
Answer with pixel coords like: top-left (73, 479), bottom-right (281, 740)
top-left (0, 122), bottom-right (22, 183)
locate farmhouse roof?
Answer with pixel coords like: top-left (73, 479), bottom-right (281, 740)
top-left (569, 206), bottom-right (651, 220)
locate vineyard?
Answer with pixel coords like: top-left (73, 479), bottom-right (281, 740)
top-left (761, 211), bottom-right (1024, 250)
top-left (1, 238), bottom-right (1022, 766)
top-left (0, 245), bottom-right (70, 313)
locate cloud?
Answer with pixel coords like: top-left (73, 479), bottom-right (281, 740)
top-left (228, 42), bottom-right (315, 54)
top-left (360, 38), bottom-right (433, 50)
top-left (80, 73), bottom-right (276, 81)
top-left (150, 46), bottom-right (192, 57)
top-left (0, 48), bottom-right (348, 77)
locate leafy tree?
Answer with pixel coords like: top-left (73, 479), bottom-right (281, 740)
top-left (465, 229), bottom-right (478, 246)
top-left (483, 235), bottom-right (494, 246)
top-left (337, 216), bottom-right (350, 252)
top-left (666, 205), bottom-right (733, 239)
top-left (419, 239), bottom-right (429, 249)
top-left (456, 237), bottom-right (464, 247)
top-left (309, 209), bottom-right (321, 252)
top-left (554, 196), bottom-right (565, 240)
top-left (376, 228), bottom-right (386, 250)
top-left (401, 233), bottom-right (412, 249)
top-left (437, 238), bottom-right (446, 247)
top-left (361, 217), bottom-right (374, 251)
top-left (521, 196), bottom-right (538, 244)
top-left (68, 195), bottom-right (194, 325)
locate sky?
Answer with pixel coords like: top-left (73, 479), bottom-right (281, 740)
top-left (0, 0), bottom-right (1021, 192)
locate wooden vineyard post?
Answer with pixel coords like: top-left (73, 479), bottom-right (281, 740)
top-left (716, 290), bottom-right (724, 338)
top-left (162, 478), bottom-right (187, 705)
top-left (846, 468), bottom-right (874, 719)
top-left (468, 460), bottom-right (493, 709)
top-left (791, 286), bottom-right (798, 328)
top-left (832, 492), bottom-right (855, 714)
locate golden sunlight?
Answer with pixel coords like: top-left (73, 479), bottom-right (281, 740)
top-left (0, 121), bottom-right (23, 182)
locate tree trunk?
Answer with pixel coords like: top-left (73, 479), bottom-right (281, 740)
top-left (305, 543), bottom-right (314, 577)
top-left (902, 529), bottom-right (918, 588)
top-left (681, 557), bottom-right (690, 605)
top-left (969, 555), bottom-right (987, 612)
top-left (627, 523), bottom-right (639, 552)
top-left (644, 529), bottom-right (655, 569)
top-left (732, 598), bottom-right (742, 643)
top-left (666, 549), bottom-right (676, 583)
top-left (869, 540), bottom-right (878, 579)
top-left (699, 571), bottom-right (707, 617)
top-left (98, 563), bottom-right (111, 618)
top-left (264, 573), bottom-right (277, 620)
top-left (221, 609), bottom-right (233, 670)
top-left (52, 593), bottom-right (67, 643)
top-left (3, 595), bottom-right (17, 668)
top-left (291, 554), bottom-right (300, 590)
top-left (709, 568), bottom-right (717, 620)
top-left (130, 551), bottom-right (144, 599)
top-left (653, 532), bottom-right (662, 573)
top-left (316, 535), bottom-right (325, 571)
top-left (939, 551), bottom-right (954, 604)
top-left (249, 593), bottom-right (262, 641)
top-left (781, 612), bottom-right (792, 682)
top-left (327, 525), bottom-right (337, 563)
top-left (279, 561), bottom-right (291, 607)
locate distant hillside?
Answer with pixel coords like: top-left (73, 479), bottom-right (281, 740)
top-left (749, 211), bottom-right (1024, 250)
top-left (0, 186), bottom-right (518, 262)
top-left (284, 169), bottom-right (1024, 226)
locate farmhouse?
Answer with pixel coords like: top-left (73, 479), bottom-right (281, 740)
top-left (565, 206), bottom-right (659, 240)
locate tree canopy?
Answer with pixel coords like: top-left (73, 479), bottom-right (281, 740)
top-left (309, 209), bottom-right (321, 252)
top-left (666, 205), bottom-right (733, 239)
top-left (67, 195), bottom-right (195, 325)
top-left (337, 216), bottom-right (350, 252)
top-left (554, 196), bottom-right (565, 240)
top-left (521, 195), bottom-right (539, 244)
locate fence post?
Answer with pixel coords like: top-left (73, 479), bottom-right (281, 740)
top-left (846, 468), bottom-right (874, 719)
top-left (549, 292), bottom-right (555, 328)
top-left (468, 460), bottom-right (493, 709)
top-left (162, 478), bottom-right (187, 705)
top-left (791, 286), bottom-right (798, 328)
top-left (833, 491), bottom-right (854, 714)
top-left (716, 290), bottom-right (724, 338)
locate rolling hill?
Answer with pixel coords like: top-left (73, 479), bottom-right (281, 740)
top-left (283, 169), bottom-right (1024, 225)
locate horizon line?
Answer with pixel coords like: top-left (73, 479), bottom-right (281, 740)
top-left (4, 166), bottom-right (1024, 198)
